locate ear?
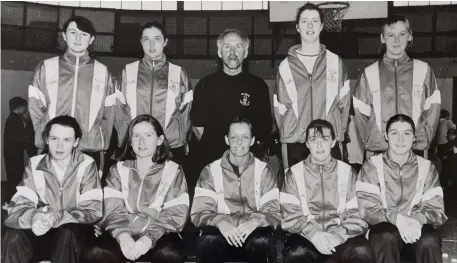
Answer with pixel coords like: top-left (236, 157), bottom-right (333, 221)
top-left (296, 24), bottom-right (300, 33)
top-left (305, 141), bottom-right (310, 149)
top-left (319, 23), bottom-right (324, 33)
top-left (408, 34), bottom-right (413, 42)
top-left (157, 135), bottom-right (164, 146)
top-left (62, 32), bottom-right (67, 42)
top-left (73, 138), bottom-right (80, 148)
top-left (225, 135), bottom-right (229, 146)
top-left (384, 132), bottom-right (388, 142)
top-left (250, 136), bottom-right (255, 146)
top-left (243, 44), bottom-right (249, 59)
top-left (217, 47), bottom-right (223, 59)
top-left (331, 139), bottom-right (336, 148)
top-left (89, 36), bottom-right (95, 45)
top-left (164, 38), bottom-right (168, 48)
top-left (380, 33), bottom-right (386, 44)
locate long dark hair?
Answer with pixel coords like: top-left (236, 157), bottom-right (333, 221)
top-left (118, 114), bottom-right (172, 164)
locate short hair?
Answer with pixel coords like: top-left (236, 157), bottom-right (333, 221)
top-left (440, 109), bottom-right (450, 119)
top-left (381, 15), bottom-right (412, 35)
top-left (42, 116), bottom-right (83, 152)
top-left (447, 128), bottom-right (456, 137)
top-left (216, 29), bottom-right (250, 49)
top-left (295, 3), bottom-right (324, 26)
top-left (9, 97), bottom-right (27, 111)
top-left (386, 114), bottom-right (416, 134)
top-left (119, 114), bottom-right (172, 164)
top-left (305, 119), bottom-right (336, 141)
top-left (141, 21), bottom-right (167, 39)
top-left (62, 16), bottom-right (96, 36)
top-left (227, 116), bottom-right (254, 137)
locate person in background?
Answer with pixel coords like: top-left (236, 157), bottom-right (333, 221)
top-left (356, 114), bottom-right (447, 263)
top-left (436, 109), bottom-right (456, 159)
top-left (3, 97), bottom-right (37, 203)
top-left (191, 29), bottom-right (273, 170)
top-left (28, 16), bottom-right (129, 171)
top-left (441, 128), bottom-right (457, 190)
top-left (88, 115), bottom-right (188, 263)
top-left (2, 116), bottom-right (102, 263)
top-left (191, 117), bottom-right (280, 263)
top-left (353, 15), bottom-right (440, 159)
top-left (281, 119), bottom-right (371, 263)
top-left (118, 21), bottom-right (193, 167)
top-left (273, 3), bottom-right (351, 169)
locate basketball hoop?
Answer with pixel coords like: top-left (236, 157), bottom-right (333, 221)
top-left (317, 2), bottom-right (350, 33)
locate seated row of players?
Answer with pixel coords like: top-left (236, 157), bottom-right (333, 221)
top-left (2, 114), bottom-right (446, 263)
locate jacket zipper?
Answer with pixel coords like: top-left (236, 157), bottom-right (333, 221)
top-left (133, 165), bottom-right (162, 213)
top-left (319, 165), bottom-right (325, 229)
top-left (150, 60), bottom-right (155, 116)
top-left (237, 176), bottom-right (245, 226)
top-left (394, 60), bottom-right (398, 114)
top-left (309, 74), bottom-right (313, 120)
top-left (71, 56), bottom-right (80, 117)
top-left (397, 169), bottom-right (403, 210)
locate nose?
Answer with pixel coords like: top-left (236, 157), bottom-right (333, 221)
top-left (398, 133), bottom-right (404, 143)
top-left (307, 22), bottom-right (313, 28)
top-left (236, 137), bottom-right (242, 145)
top-left (57, 140), bottom-right (63, 149)
top-left (76, 33), bottom-right (82, 42)
top-left (394, 35), bottom-right (400, 43)
top-left (139, 135), bottom-right (145, 145)
top-left (149, 39), bottom-right (155, 48)
top-left (317, 140), bottom-right (323, 148)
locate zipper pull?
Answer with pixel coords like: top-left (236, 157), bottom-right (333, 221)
top-left (394, 60), bottom-right (398, 67)
top-left (238, 178), bottom-right (241, 187)
top-left (319, 165), bottom-right (323, 174)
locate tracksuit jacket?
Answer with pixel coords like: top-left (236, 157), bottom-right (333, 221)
top-left (353, 53), bottom-right (441, 152)
top-left (356, 152), bottom-right (447, 227)
top-left (191, 150), bottom-right (281, 228)
top-left (4, 151), bottom-right (102, 229)
top-left (28, 51), bottom-right (129, 152)
top-left (274, 44), bottom-right (351, 144)
top-left (280, 157), bottom-right (368, 242)
top-left (100, 160), bottom-right (189, 244)
top-left (120, 54), bottom-right (193, 148)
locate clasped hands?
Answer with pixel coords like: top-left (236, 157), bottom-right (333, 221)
top-left (395, 213), bottom-right (422, 244)
top-left (31, 211), bottom-right (57, 236)
top-left (216, 219), bottom-right (261, 247)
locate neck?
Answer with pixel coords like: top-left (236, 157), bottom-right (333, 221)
top-left (223, 66), bottom-right (242, 76)
top-left (386, 51), bottom-right (405, 60)
top-left (299, 41), bottom-right (321, 55)
top-left (388, 149), bottom-right (410, 167)
top-left (229, 153), bottom-right (249, 169)
top-left (136, 156), bottom-right (154, 168)
top-left (310, 155), bottom-right (331, 166)
top-left (145, 53), bottom-right (163, 61)
top-left (67, 49), bottom-right (87, 57)
top-left (52, 155), bottom-right (71, 168)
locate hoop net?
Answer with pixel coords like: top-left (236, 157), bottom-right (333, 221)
top-left (317, 2), bottom-right (350, 32)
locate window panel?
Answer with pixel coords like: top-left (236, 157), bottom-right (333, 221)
top-left (36, 1), bottom-right (58, 5)
top-left (242, 1), bottom-right (262, 10)
top-left (202, 1), bottom-right (221, 10)
top-left (142, 1), bottom-right (161, 10)
top-left (429, 1), bottom-right (452, 5)
top-left (393, 1), bottom-right (409, 6)
top-left (262, 1), bottom-right (268, 9)
top-left (100, 1), bottom-right (121, 9)
top-left (58, 1), bottom-right (79, 7)
top-left (408, 1), bottom-right (429, 6)
top-left (80, 1), bottom-right (101, 8)
top-left (161, 1), bottom-right (177, 10)
top-left (223, 1), bottom-right (242, 10)
top-left (184, 1), bottom-right (202, 10)
top-left (121, 1), bottom-right (141, 10)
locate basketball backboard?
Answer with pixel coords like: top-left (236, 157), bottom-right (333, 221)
top-left (269, 1), bottom-right (389, 22)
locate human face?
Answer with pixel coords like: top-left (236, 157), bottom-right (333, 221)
top-left (225, 123), bottom-right (255, 158)
top-left (47, 124), bottom-right (79, 161)
top-left (381, 21), bottom-right (412, 59)
top-left (141, 27), bottom-right (167, 59)
top-left (385, 121), bottom-right (415, 156)
top-left (218, 34), bottom-right (248, 71)
top-left (131, 121), bottom-right (164, 159)
top-left (296, 10), bottom-right (323, 44)
top-left (62, 22), bottom-right (94, 55)
top-left (306, 128), bottom-right (336, 164)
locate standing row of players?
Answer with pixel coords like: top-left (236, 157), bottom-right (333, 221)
top-left (2, 113), bottom-right (445, 263)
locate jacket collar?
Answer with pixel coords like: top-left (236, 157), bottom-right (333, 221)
top-left (382, 52), bottom-right (411, 67)
top-left (304, 155), bottom-right (336, 175)
top-left (36, 150), bottom-right (85, 174)
top-left (220, 150), bottom-right (255, 174)
top-left (142, 53), bottom-right (167, 71)
top-left (287, 44), bottom-right (327, 76)
top-left (121, 159), bottom-right (165, 172)
top-left (63, 50), bottom-right (91, 66)
top-left (383, 150), bottom-right (416, 170)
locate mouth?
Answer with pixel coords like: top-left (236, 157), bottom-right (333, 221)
top-left (55, 151), bottom-right (64, 155)
top-left (149, 49), bottom-right (156, 53)
top-left (306, 31), bottom-right (315, 35)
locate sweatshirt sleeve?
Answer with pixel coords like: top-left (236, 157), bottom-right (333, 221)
top-left (100, 164), bottom-right (132, 239)
top-left (280, 169), bottom-right (320, 240)
top-left (248, 165), bottom-right (281, 227)
top-left (178, 68), bottom-right (193, 143)
top-left (143, 166), bottom-right (189, 244)
top-left (328, 168), bottom-right (368, 242)
top-left (338, 59), bottom-right (351, 137)
top-left (356, 159), bottom-right (390, 226)
top-left (28, 61), bottom-right (50, 149)
top-left (409, 164), bottom-right (447, 227)
top-left (413, 65), bottom-right (441, 151)
top-left (53, 159), bottom-right (103, 227)
top-left (190, 166), bottom-right (230, 227)
top-left (352, 70), bottom-right (375, 146)
top-left (273, 71), bottom-right (287, 135)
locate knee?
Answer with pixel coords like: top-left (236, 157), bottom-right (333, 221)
top-left (369, 223), bottom-right (401, 245)
top-left (283, 244), bottom-right (315, 263)
top-left (2, 229), bottom-right (28, 247)
top-left (340, 241), bottom-right (374, 263)
top-left (82, 246), bottom-right (122, 263)
top-left (197, 233), bottom-right (225, 250)
top-left (154, 246), bottom-right (185, 263)
top-left (56, 224), bottom-right (79, 238)
top-left (417, 226), bottom-right (441, 249)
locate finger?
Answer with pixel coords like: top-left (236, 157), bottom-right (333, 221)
top-left (231, 233), bottom-right (243, 247)
top-left (224, 235), bottom-right (234, 246)
top-left (228, 235), bottom-right (239, 247)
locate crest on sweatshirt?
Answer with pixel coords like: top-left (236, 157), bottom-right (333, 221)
top-left (327, 69), bottom-right (337, 83)
top-left (169, 80), bottom-right (179, 93)
top-left (240, 93), bottom-right (251, 106)
top-left (413, 84), bottom-right (424, 98)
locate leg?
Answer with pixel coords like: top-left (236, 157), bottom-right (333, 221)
top-left (138, 233), bottom-right (185, 263)
top-left (81, 233), bottom-right (124, 263)
top-left (332, 235), bottom-right (374, 263)
top-left (1, 228), bottom-right (35, 263)
top-left (413, 224), bottom-right (442, 263)
top-left (195, 226), bottom-right (229, 263)
top-left (282, 233), bottom-right (322, 263)
top-left (368, 222), bottom-right (402, 263)
top-left (244, 226), bottom-right (277, 263)
top-left (50, 223), bottom-right (94, 263)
